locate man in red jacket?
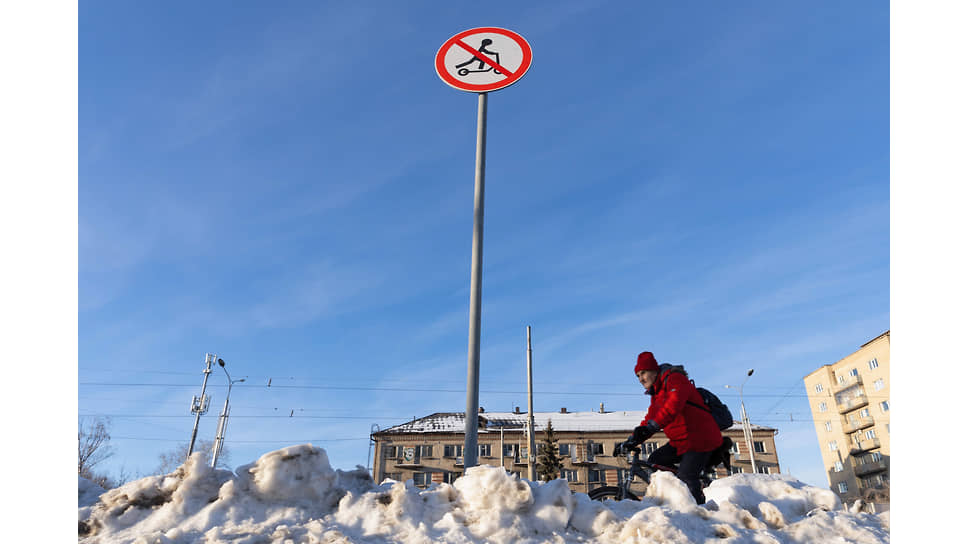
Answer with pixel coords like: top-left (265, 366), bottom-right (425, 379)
top-left (621, 351), bottom-right (723, 505)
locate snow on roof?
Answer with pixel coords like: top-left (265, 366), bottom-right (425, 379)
top-left (374, 411), bottom-right (774, 435)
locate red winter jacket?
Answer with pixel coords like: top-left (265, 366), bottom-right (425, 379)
top-left (641, 366), bottom-right (723, 455)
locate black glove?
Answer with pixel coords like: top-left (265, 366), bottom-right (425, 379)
top-left (631, 420), bottom-right (661, 444)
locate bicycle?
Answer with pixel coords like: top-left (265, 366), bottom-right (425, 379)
top-left (588, 438), bottom-right (731, 502)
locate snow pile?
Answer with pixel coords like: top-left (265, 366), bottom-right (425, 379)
top-left (78, 476), bottom-right (107, 508)
top-left (78, 444), bottom-right (889, 543)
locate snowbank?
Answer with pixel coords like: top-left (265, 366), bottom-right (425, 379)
top-left (78, 444), bottom-right (889, 543)
top-left (78, 476), bottom-right (107, 508)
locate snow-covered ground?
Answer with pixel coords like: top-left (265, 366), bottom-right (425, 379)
top-left (78, 444), bottom-right (888, 543)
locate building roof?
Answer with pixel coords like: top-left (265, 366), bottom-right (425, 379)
top-left (802, 329), bottom-right (890, 380)
top-left (372, 411), bottom-right (775, 436)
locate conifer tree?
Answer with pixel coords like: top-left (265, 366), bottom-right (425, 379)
top-left (536, 419), bottom-right (564, 481)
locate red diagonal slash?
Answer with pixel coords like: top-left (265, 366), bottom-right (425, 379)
top-left (453, 38), bottom-right (517, 80)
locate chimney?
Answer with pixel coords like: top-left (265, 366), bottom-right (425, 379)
top-left (514, 406), bottom-right (521, 414)
top-left (599, 402), bottom-right (605, 413)
top-left (560, 407), bottom-right (567, 414)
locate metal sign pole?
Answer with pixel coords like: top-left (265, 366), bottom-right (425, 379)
top-left (463, 91), bottom-right (488, 469)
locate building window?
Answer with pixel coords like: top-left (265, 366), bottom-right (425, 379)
top-left (815, 384), bottom-right (824, 393)
top-left (757, 465), bottom-right (770, 474)
top-left (819, 402), bottom-right (828, 413)
top-left (479, 444), bottom-right (492, 457)
top-left (871, 452), bottom-right (883, 462)
top-left (588, 442), bottom-right (604, 455)
top-left (873, 379), bottom-right (885, 391)
top-left (730, 441), bottom-right (740, 454)
top-left (860, 408), bottom-right (870, 418)
top-left (383, 472), bottom-right (402, 482)
top-left (503, 444), bottom-right (516, 457)
top-left (383, 446), bottom-right (403, 458)
top-left (848, 368), bottom-right (858, 377)
top-left (442, 471), bottom-right (461, 484)
top-left (558, 443), bottom-right (571, 456)
top-left (834, 461), bottom-right (843, 472)
top-left (443, 445), bottom-right (462, 458)
top-left (644, 441), bottom-right (659, 454)
top-left (838, 482), bottom-right (848, 494)
top-left (869, 358), bottom-right (879, 370)
top-left (616, 468), bottom-right (628, 481)
top-left (589, 469), bottom-right (606, 483)
top-left (730, 466), bottom-right (744, 475)
top-left (828, 441), bottom-right (838, 452)
top-left (879, 401), bottom-right (890, 412)
top-left (865, 429), bottom-right (876, 440)
top-left (837, 375), bottom-right (846, 385)
top-left (560, 469), bottom-right (579, 482)
top-left (753, 441), bottom-right (766, 454)
top-left (824, 421), bottom-right (832, 432)
top-left (412, 472), bottom-right (433, 487)
top-left (418, 445), bottom-right (434, 458)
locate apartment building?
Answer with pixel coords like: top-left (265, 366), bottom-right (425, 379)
top-left (370, 407), bottom-right (779, 494)
top-left (803, 331), bottom-right (890, 511)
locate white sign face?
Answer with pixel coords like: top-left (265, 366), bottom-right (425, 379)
top-left (435, 27), bottom-right (532, 93)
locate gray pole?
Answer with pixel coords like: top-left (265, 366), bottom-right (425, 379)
top-left (463, 91), bottom-right (488, 469)
top-left (740, 369), bottom-right (757, 474)
top-left (500, 426), bottom-right (505, 472)
top-left (188, 353), bottom-right (215, 458)
top-left (526, 325), bottom-right (536, 481)
top-left (211, 384), bottom-right (231, 468)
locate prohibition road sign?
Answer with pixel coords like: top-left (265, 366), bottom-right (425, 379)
top-left (435, 27), bottom-right (532, 93)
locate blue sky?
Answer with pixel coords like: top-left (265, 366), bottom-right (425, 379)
top-left (78, 1), bottom-right (888, 488)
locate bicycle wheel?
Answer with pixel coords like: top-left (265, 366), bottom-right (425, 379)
top-left (588, 486), bottom-right (639, 502)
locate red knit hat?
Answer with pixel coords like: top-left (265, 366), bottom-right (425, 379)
top-left (634, 351), bottom-right (659, 374)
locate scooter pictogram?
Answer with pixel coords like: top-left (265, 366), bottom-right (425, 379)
top-left (455, 39), bottom-right (502, 76)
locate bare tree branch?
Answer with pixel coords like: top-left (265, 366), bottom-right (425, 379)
top-left (78, 417), bottom-right (114, 476)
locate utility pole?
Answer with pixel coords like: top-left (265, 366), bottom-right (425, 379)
top-left (738, 369), bottom-right (757, 474)
top-left (211, 358), bottom-right (244, 469)
top-left (526, 325), bottom-right (536, 481)
top-left (187, 353), bottom-right (215, 458)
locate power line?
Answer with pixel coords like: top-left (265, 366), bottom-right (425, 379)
top-left (111, 435), bottom-right (368, 443)
top-left (76, 381), bottom-right (890, 399)
top-left (80, 413), bottom-right (404, 420)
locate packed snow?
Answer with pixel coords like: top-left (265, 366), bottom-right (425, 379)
top-left (78, 444), bottom-right (888, 543)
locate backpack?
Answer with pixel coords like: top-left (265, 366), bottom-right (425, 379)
top-left (687, 386), bottom-right (734, 431)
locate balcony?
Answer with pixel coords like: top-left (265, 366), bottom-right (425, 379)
top-left (849, 438), bottom-right (881, 455)
top-left (842, 415), bottom-right (876, 433)
top-left (837, 394), bottom-right (869, 414)
top-left (854, 459), bottom-right (889, 477)
top-left (833, 374), bottom-right (863, 394)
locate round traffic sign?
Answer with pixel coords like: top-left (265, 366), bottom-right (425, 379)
top-left (435, 27), bottom-right (532, 93)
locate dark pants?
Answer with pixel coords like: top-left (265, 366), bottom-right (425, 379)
top-left (647, 443), bottom-right (713, 505)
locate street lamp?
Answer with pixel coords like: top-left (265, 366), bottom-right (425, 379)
top-left (211, 358), bottom-right (245, 468)
top-left (725, 369), bottom-right (757, 474)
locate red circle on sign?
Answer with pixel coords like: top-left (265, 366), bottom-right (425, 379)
top-left (435, 27), bottom-right (532, 93)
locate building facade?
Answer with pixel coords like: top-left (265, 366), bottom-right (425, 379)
top-left (370, 407), bottom-right (779, 494)
top-left (803, 331), bottom-right (890, 511)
